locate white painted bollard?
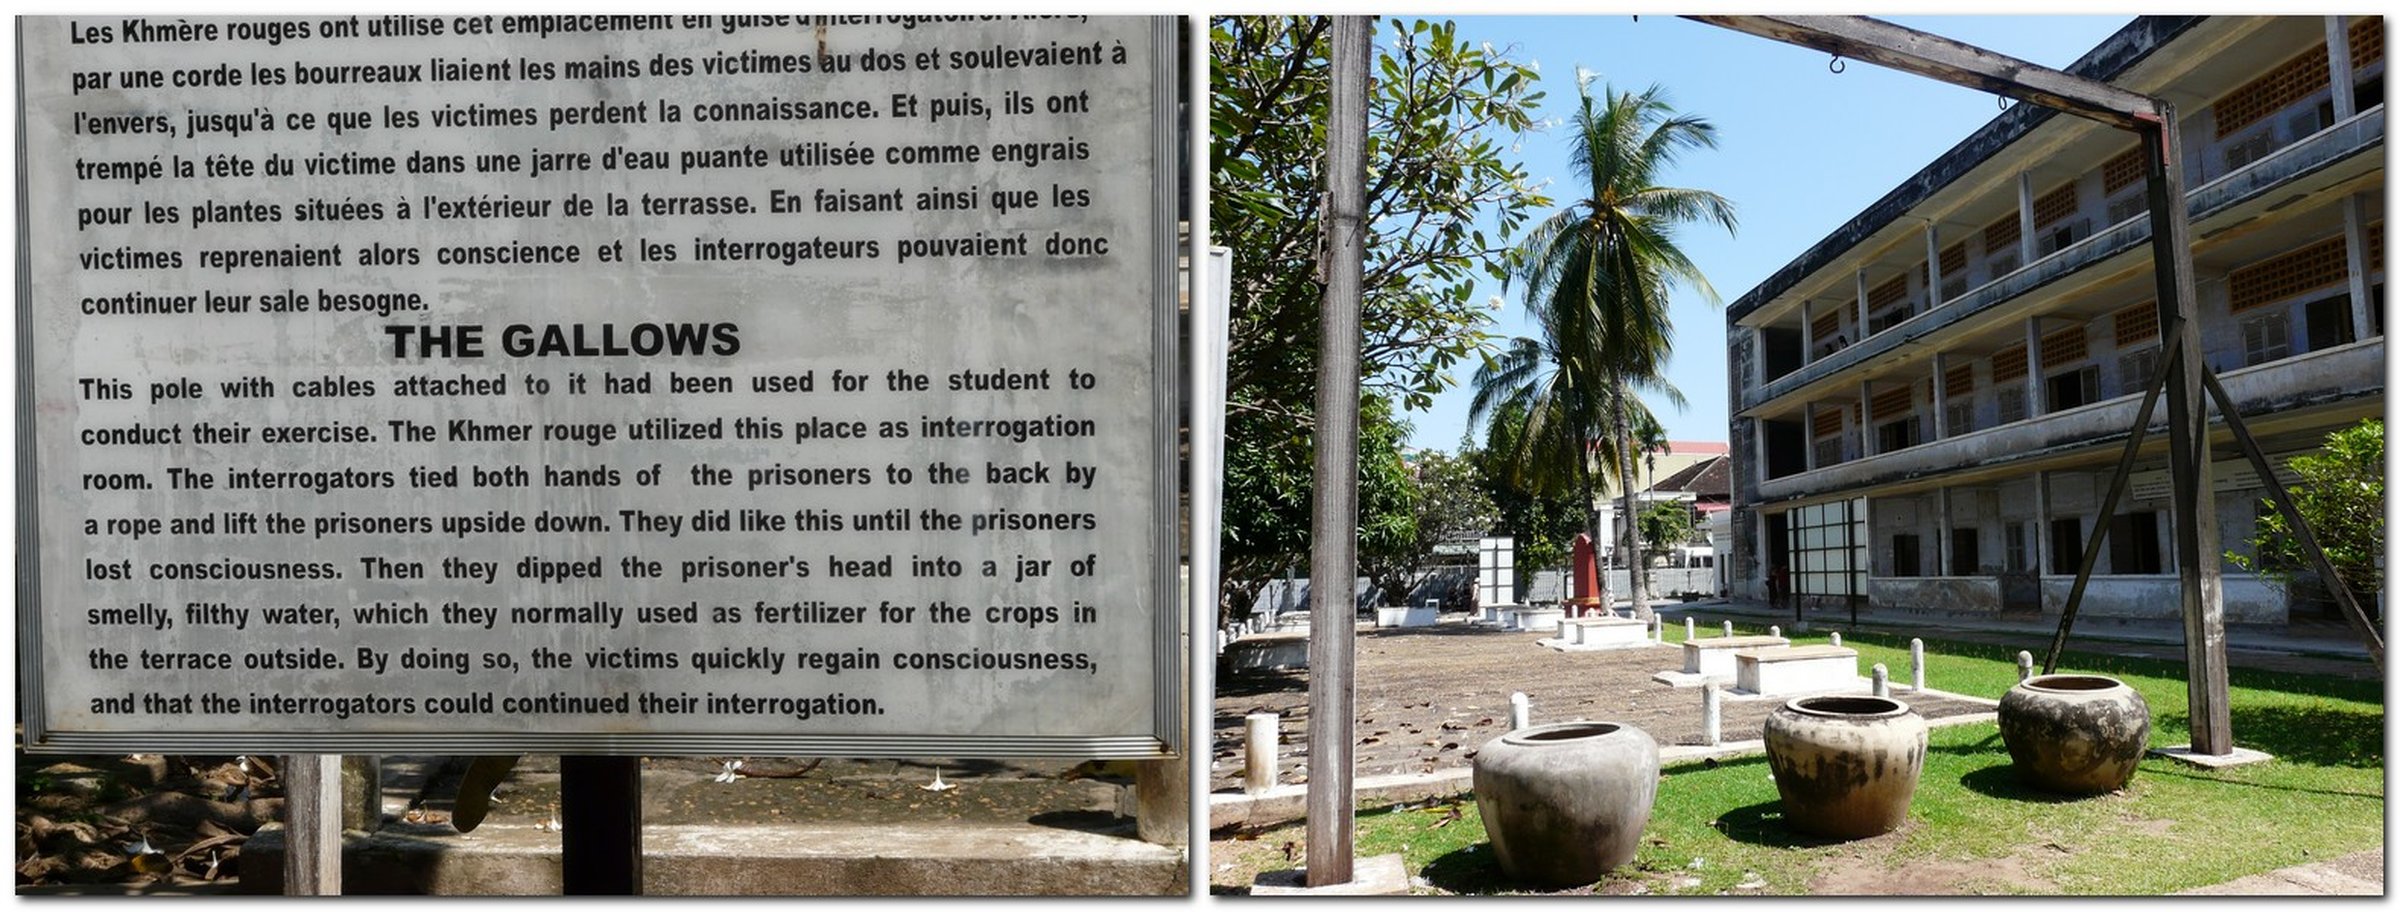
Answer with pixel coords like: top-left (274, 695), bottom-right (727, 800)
top-left (1701, 684), bottom-right (1721, 746)
top-left (1243, 712), bottom-right (1279, 794)
top-left (1509, 692), bottom-right (1531, 730)
top-left (1769, 625), bottom-right (1781, 638)
top-left (1684, 617), bottom-right (1697, 641)
top-left (1871, 663), bottom-right (1889, 698)
top-left (1829, 631), bottom-right (1842, 647)
top-left (2017, 651), bottom-right (2035, 681)
top-left (1650, 615), bottom-right (1663, 643)
top-left (1910, 638), bottom-right (1926, 691)
top-left (1722, 620), bottom-right (1735, 637)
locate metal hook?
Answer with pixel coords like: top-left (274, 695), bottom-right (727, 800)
top-left (1998, 95), bottom-right (2013, 111)
top-left (1829, 55), bottom-right (1846, 75)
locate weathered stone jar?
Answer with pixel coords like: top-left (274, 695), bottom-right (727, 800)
top-left (1472, 721), bottom-right (1659, 888)
top-left (1763, 695), bottom-right (1927, 839)
top-left (1997, 673), bottom-right (2150, 794)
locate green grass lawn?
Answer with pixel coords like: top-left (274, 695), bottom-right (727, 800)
top-left (1218, 629), bottom-right (2384, 895)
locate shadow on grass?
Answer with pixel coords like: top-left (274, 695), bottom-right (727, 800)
top-left (1710, 799), bottom-right (1853, 849)
top-left (2186, 704), bottom-right (2385, 768)
top-left (1417, 842), bottom-right (1512, 895)
top-left (1955, 764), bottom-right (2092, 804)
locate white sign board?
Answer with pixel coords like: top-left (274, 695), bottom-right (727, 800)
top-left (19, 15), bottom-right (1181, 757)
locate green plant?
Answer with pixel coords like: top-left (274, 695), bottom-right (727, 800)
top-left (2230, 418), bottom-right (2383, 607)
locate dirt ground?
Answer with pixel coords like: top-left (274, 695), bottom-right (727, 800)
top-left (1209, 619), bottom-right (1995, 793)
top-left (14, 750), bottom-right (1129, 890)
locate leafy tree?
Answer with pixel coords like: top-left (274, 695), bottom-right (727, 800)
top-left (1221, 393), bottom-right (1417, 621)
top-left (1498, 82), bottom-right (1735, 622)
top-left (1212, 16), bottom-right (1549, 615)
top-left (1381, 449), bottom-right (1494, 607)
top-left (1469, 400), bottom-right (1590, 597)
top-left (1636, 500), bottom-right (1698, 561)
top-left (2231, 418), bottom-right (2384, 611)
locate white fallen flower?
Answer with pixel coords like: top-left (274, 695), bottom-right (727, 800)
top-left (714, 759), bottom-right (744, 783)
top-left (921, 768), bottom-right (956, 792)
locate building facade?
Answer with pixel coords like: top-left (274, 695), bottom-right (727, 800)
top-left (1726, 16), bottom-right (2384, 626)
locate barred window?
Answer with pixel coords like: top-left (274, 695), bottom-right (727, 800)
top-left (2229, 235), bottom-right (2349, 313)
top-left (1943, 364), bottom-right (1975, 398)
top-left (2215, 44), bottom-right (2329, 139)
top-left (2102, 146), bottom-right (2146, 195)
top-left (1940, 242), bottom-right (1966, 276)
top-left (1868, 274), bottom-right (1909, 310)
top-left (2113, 301), bottom-right (2159, 347)
top-left (1811, 307), bottom-right (1842, 339)
top-left (2039, 325), bottom-right (2088, 369)
top-left (1983, 213), bottom-right (2021, 253)
top-left (2033, 183), bottom-right (2078, 227)
top-left (2353, 16), bottom-right (2383, 69)
top-left (1990, 342), bottom-right (2029, 382)
top-left (1870, 385), bottom-right (1913, 420)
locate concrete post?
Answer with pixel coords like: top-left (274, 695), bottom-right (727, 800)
top-left (1701, 684), bottom-right (1722, 746)
top-left (2017, 170), bottom-right (2037, 265)
top-left (1722, 620), bottom-right (1735, 637)
top-left (1685, 617), bottom-right (1697, 641)
top-left (1509, 692), bottom-right (1531, 731)
top-left (1134, 759), bottom-right (1187, 847)
top-left (1871, 663), bottom-right (1890, 698)
top-left (1651, 615), bottom-right (1663, 643)
top-left (2017, 650), bottom-right (2035, 681)
top-left (1770, 625), bottom-right (1782, 638)
top-left (1910, 638), bottom-right (1926, 691)
top-left (1830, 631), bottom-right (1842, 647)
top-left (1243, 712), bottom-right (1279, 795)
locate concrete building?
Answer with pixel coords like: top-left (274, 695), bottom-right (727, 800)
top-left (1725, 16), bottom-right (2383, 627)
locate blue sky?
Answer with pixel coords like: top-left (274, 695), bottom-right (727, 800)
top-left (1402, 15), bottom-right (2137, 453)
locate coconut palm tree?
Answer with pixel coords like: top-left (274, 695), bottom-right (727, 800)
top-left (1493, 82), bottom-right (1735, 622)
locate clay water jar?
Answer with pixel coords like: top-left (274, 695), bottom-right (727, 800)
top-left (1997, 673), bottom-right (2150, 794)
top-left (1471, 720), bottom-right (1658, 888)
top-left (1763, 694), bottom-right (1927, 839)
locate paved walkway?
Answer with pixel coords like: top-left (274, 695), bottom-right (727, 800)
top-left (2178, 848), bottom-right (2383, 895)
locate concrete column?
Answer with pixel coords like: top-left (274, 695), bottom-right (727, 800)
top-left (1858, 380), bottom-right (1874, 456)
top-left (1701, 684), bottom-right (1722, 746)
top-left (2017, 650), bottom-right (2035, 682)
top-left (1509, 692), bottom-right (1531, 730)
top-left (1856, 270), bottom-right (1872, 337)
top-left (1871, 663), bottom-right (1890, 697)
top-left (1800, 299), bottom-right (1817, 360)
top-left (1134, 759), bottom-right (1188, 847)
top-left (2023, 316), bottom-right (2044, 418)
top-left (1910, 638), bottom-right (1926, 691)
top-left (1937, 486), bottom-right (1955, 577)
top-left (1924, 223), bottom-right (1944, 306)
top-left (2017, 171), bottom-right (2038, 265)
top-left (1722, 620), bottom-right (1735, 637)
top-left (2034, 470), bottom-right (2052, 580)
top-left (1244, 712), bottom-right (1279, 795)
top-left (2342, 192), bottom-right (2375, 341)
top-left (1930, 351), bottom-right (1950, 440)
top-left (1803, 402), bottom-right (1819, 471)
top-left (2328, 17), bottom-right (2358, 121)
top-left (1684, 616), bottom-right (1697, 641)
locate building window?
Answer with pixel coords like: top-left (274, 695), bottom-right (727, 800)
top-left (1876, 417), bottom-right (1920, 454)
top-left (2242, 312), bottom-right (2291, 366)
top-left (2304, 293), bottom-right (2357, 352)
top-left (1997, 390), bottom-right (2028, 425)
top-left (2046, 366), bottom-right (2101, 411)
top-left (1892, 533), bottom-right (1923, 577)
top-left (1985, 249), bottom-right (2020, 279)
top-left (2108, 510), bottom-right (2164, 575)
top-left (2118, 346), bottom-right (2161, 398)
top-left (2049, 517), bottom-right (2084, 574)
top-left (2106, 193), bottom-right (2147, 227)
top-left (2004, 520), bottom-right (2029, 573)
top-left (1949, 527), bottom-right (1980, 576)
top-left (1945, 401), bottom-right (1976, 436)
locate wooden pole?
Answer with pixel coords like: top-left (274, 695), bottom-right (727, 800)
top-left (2142, 117), bottom-right (2232, 756)
top-left (281, 754), bottom-right (343, 895)
top-left (560, 756), bottom-right (642, 895)
top-left (1303, 13), bottom-right (1370, 889)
